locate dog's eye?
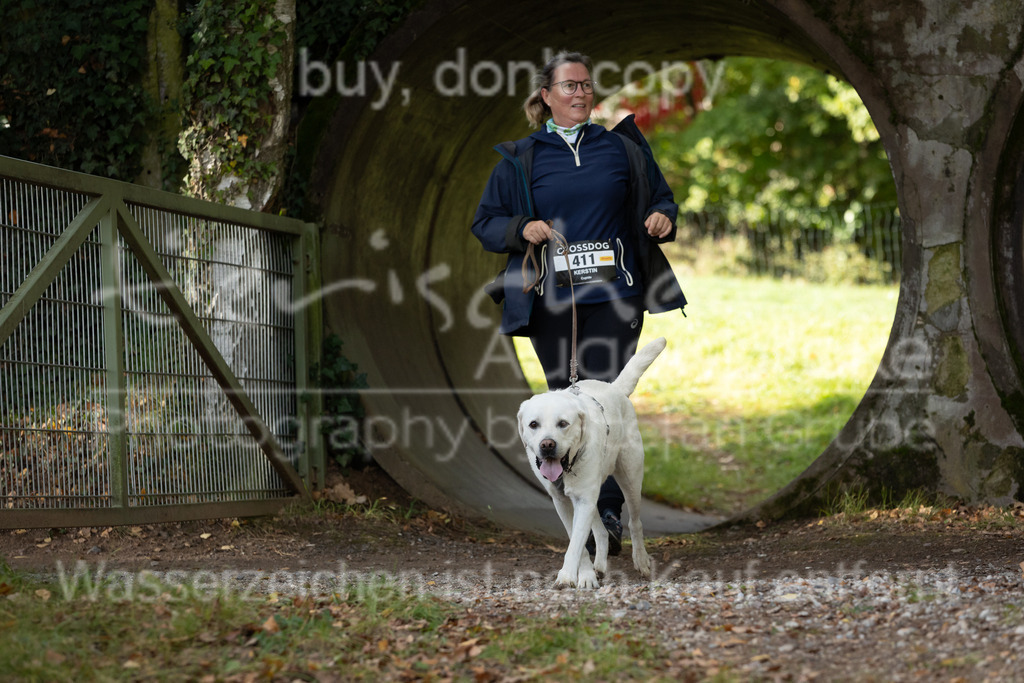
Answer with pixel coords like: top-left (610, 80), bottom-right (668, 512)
top-left (529, 420), bottom-right (539, 429)
top-left (557, 419), bottom-right (569, 429)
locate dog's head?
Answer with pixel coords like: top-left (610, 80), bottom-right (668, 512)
top-left (517, 392), bottom-right (586, 483)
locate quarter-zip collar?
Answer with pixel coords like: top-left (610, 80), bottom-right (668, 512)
top-left (545, 117), bottom-right (589, 143)
top-left (531, 121), bottom-right (606, 168)
top-left (563, 129), bottom-right (585, 166)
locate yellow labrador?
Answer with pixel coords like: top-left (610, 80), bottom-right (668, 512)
top-left (517, 337), bottom-right (665, 588)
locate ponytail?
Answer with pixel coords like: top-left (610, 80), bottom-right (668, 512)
top-left (523, 87), bottom-right (549, 128)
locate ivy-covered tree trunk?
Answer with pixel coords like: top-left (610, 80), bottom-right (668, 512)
top-left (177, 1), bottom-right (297, 482)
top-left (179, 0), bottom-right (295, 210)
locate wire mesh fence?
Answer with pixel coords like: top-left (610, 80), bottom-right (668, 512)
top-left (675, 203), bottom-right (902, 284)
top-left (0, 179), bottom-right (109, 509)
top-left (119, 205), bottom-right (298, 506)
top-left (0, 158), bottom-right (318, 525)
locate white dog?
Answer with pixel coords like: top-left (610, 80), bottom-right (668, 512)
top-left (517, 337), bottom-right (666, 588)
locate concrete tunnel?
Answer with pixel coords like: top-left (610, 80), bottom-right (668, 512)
top-left (303, 0), bottom-right (1024, 535)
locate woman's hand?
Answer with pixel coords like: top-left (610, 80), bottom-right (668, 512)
top-left (645, 212), bottom-right (673, 239)
top-left (522, 219), bottom-right (553, 245)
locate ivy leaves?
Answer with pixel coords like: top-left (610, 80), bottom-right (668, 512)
top-left (0, 0), bottom-right (419, 206)
top-left (179, 0), bottom-right (289, 204)
top-left (0, 0), bottom-right (152, 179)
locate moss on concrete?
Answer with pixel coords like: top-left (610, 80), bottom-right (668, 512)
top-left (925, 244), bottom-right (963, 314)
top-left (934, 334), bottom-right (970, 398)
top-left (979, 446), bottom-right (1021, 499)
top-left (851, 445), bottom-right (943, 504)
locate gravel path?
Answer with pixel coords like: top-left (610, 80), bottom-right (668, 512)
top-left (5, 469), bottom-right (1024, 681)
top-left (35, 551), bottom-right (1024, 680)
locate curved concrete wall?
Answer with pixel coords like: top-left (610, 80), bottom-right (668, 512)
top-left (306, 0), bottom-right (1024, 531)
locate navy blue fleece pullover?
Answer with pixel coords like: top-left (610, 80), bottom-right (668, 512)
top-left (472, 115), bottom-right (687, 335)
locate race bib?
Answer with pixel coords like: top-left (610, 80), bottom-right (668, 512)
top-left (553, 239), bottom-right (619, 287)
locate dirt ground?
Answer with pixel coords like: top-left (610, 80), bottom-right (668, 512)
top-left (4, 465), bottom-right (1024, 681)
top-left (3, 464), bottom-right (1020, 581)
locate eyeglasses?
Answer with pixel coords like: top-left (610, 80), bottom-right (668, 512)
top-left (548, 79), bottom-right (594, 95)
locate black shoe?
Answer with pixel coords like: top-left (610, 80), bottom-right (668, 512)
top-left (586, 510), bottom-right (623, 557)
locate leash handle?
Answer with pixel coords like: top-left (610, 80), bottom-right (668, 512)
top-left (522, 222), bottom-right (579, 393)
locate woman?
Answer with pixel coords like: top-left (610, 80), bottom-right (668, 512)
top-left (471, 50), bottom-right (687, 553)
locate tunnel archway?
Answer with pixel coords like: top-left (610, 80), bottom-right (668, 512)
top-left (304, 0), bottom-right (1024, 533)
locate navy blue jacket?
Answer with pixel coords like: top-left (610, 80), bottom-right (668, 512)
top-left (472, 114), bottom-right (687, 335)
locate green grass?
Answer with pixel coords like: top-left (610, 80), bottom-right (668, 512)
top-left (516, 274), bottom-right (898, 515)
top-left (0, 568), bottom-right (683, 681)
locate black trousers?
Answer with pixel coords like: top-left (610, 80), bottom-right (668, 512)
top-left (527, 295), bottom-right (644, 516)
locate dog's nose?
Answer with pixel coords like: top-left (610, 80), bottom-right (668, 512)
top-left (540, 438), bottom-right (556, 454)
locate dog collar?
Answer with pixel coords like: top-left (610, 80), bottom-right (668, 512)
top-left (561, 446), bottom-right (583, 477)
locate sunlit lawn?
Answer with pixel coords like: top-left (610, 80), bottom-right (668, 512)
top-left (515, 274), bottom-right (899, 516)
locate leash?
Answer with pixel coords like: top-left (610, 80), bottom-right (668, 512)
top-left (522, 222), bottom-right (580, 394)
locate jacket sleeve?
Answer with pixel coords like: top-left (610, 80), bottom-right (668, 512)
top-left (613, 114), bottom-right (679, 244)
top-left (644, 159), bottom-right (679, 245)
top-left (471, 160), bottom-right (531, 254)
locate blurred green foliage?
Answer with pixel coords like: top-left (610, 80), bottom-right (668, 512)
top-left (652, 57), bottom-right (896, 226)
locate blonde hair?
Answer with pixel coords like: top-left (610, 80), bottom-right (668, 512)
top-left (523, 51), bottom-right (594, 128)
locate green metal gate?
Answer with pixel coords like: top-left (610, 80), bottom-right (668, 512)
top-left (0, 156), bottom-right (323, 528)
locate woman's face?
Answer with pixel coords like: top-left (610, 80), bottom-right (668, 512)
top-left (541, 62), bottom-right (594, 128)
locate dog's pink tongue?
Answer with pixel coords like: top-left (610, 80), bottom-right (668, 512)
top-left (539, 459), bottom-right (563, 482)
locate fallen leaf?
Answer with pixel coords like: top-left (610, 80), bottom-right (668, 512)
top-left (456, 637), bottom-right (485, 660)
top-left (35, 589), bottom-right (51, 602)
top-left (324, 480), bottom-right (368, 505)
top-left (261, 615), bottom-right (280, 634)
top-left (200, 533), bottom-right (212, 540)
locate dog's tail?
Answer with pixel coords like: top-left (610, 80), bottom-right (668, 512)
top-left (612, 337), bottom-right (667, 396)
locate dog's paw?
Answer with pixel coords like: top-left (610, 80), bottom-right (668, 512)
top-left (633, 548), bottom-right (652, 579)
top-left (593, 555), bottom-right (608, 576)
top-left (555, 569), bottom-right (577, 588)
top-left (577, 568), bottom-right (600, 589)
